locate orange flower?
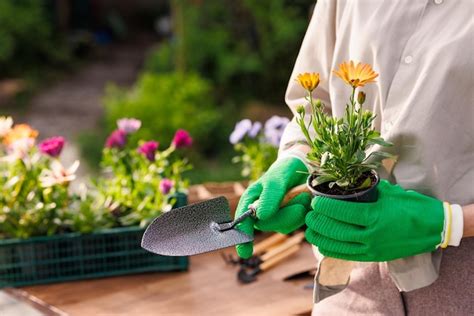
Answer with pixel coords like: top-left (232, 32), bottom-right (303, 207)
top-left (333, 61), bottom-right (378, 88)
top-left (3, 124), bottom-right (39, 145)
top-left (296, 72), bottom-right (320, 92)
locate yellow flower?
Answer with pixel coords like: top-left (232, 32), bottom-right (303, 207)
top-left (296, 72), bottom-right (320, 92)
top-left (333, 61), bottom-right (378, 88)
top-left (3, 124), bottom-right (39, 145)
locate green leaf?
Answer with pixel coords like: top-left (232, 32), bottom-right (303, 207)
top-left (321, 151), bottom-right (330, 166)
top-left (368, 137), bottom-right (393, 147)
top-left (312, 174), bottom-right (336, 187)
top-left (356, 177), bottom-right (372, 190)
top-left (366, 151), bottom-right (394, 162)
top-left (335, 179), bottom-right (350, 188)
top-left (354, 150), bottom-right (366, 163)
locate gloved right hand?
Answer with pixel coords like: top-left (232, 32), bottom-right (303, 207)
top-left (235, 157), bottom-right (310, 259)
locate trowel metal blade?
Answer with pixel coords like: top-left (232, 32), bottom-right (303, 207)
top-left (141, 196), bottom-right (254, 256)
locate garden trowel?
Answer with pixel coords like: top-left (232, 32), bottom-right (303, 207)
top-left (141, 184), bottom-right (308, 256)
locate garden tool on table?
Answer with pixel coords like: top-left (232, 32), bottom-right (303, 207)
top-left (141, 182), bottom-right (353, 299)
top-left (141, 185), bottom-right (306, 256)
top-left (237, 232), bottom-right (305, 284)
top-left (222, 233), bottom-right (289, 268)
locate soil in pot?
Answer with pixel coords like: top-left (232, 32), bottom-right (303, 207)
top-left (308, 171), bottom-right (380, 202)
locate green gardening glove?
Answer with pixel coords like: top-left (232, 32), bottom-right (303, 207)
top-left (235, 157), bottom-right (311, 259)
top-left (305, 180), bottom-right (445, 262)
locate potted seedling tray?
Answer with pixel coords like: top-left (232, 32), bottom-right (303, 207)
top-left (0, 195), bottom-right (188, 288)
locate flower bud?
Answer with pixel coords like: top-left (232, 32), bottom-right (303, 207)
top-left (314, 99), bottom-right (322, 109)
top-left (296, 106), bottom-right (305, 115)
top-left (357, 91), bottom-right (366, 105)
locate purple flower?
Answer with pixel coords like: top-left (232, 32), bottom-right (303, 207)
top-left (138, 141), bottom-right (159, 161)
top-left (38, 136), bottom-right (65, 157)
top-left (105, 129), bottom-right (127, 149)
top-left (248, 121), bottom-right (262, 138)
top-left (229, 119), bottom-right (252, 144)
top-left (117, 118), bottom-right (141, 134)
top-left (264, 116), bottom-right (290, 147)
top-left (172, 129), bottom-right (193, 148)
top-left (160, 178), bottom-right (173, 194)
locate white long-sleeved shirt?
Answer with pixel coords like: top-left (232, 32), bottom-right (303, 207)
top-left (280, 0), bottom-right (473, 291)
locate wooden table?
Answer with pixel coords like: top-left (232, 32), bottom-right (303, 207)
top-left (22, 243), bottom-right (316, 316)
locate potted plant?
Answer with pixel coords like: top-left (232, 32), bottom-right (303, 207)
top-left (295, 61), bottom-right (393, 202)
top-left (293, 62), bottom-right (395, 300)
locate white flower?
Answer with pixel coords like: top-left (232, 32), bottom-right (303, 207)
top-left (117, 118), bottom-right (141, 134)
top-left (39, 160), bottom-right (80, 187)
top-left (229, 119), bottom-right (252, 144)
top-left (0, 116), bottom-right (13, 138)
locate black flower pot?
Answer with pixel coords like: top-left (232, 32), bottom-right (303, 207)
top-left (307, 170), bottom-right (380, 202)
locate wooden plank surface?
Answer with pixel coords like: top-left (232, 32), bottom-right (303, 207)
top-left (22, 243), bottom-right (316, 316)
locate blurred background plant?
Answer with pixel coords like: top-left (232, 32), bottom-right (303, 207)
top-left (89, 118), bottom-right (192, 228)
top-left (95, 0), bottom-right (314, 183)
top-left (0, 117), bottom-right (76, 238)
top-left (0, 0), bottom-right (70, 77)
top-left (0, 0), bottom-right (72, 107)
top-left (147, 0), bottom-right (314, 103)
top-left (103, 72), bottom-right (221, 155)
top-left (0, 116), bottom-right (192, 239)
top-left (230, 116), bottom-right (289, 181)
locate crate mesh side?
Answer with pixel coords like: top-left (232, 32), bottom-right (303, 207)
top-left (0, 194), bottom-right (188, 287)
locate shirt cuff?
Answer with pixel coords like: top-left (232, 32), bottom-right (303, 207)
top-left (441, 203), bottom-right (464, 247)
top-left (448, 204), bottom-right (463, 247)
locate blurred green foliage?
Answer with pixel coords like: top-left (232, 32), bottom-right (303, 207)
top-left (0, 0), bottom-right (69, 77)
top-left (146, 0), bottom-right (313, 103)
top-left (103, 72), bottom-right (222, 154)
top-left (233, 141), bottom-right (278, 182)
top-left (0, 152), bottom-right (71, 239)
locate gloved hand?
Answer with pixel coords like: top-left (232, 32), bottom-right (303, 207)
top-left (235, 157), bottom-right (311, 258)
top-left (305, 180), bottom-right (445, 262)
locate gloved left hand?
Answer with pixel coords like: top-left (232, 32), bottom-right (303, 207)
top-left (305, 180), bottom-right (445, 262)
top-left (235, 157), bottom-right (311, 258)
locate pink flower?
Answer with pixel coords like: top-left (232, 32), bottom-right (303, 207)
top-left (38, 136), bottom-right (65, 157)
top-left (105, 129), bottom-right (127, 149)
top-left (160, 178), bottom-right (173, 194)
top-left (138, 141), bottom-right (159, 161)
top-left (172, 129), bottom-right (192, 148)
top-left (117, 118), bottom-right (141, 134)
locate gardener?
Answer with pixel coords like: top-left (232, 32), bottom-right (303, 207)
top-left (234, 0), bottom-right (473, 314)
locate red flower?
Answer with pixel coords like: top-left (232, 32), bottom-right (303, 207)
top-left (105, 129), bottom-right (127, 149)
top-left (160, 178), bottom-right (173, 194)
top-left (39, 136), bottom-right (65, 157)
top-left (138, 141), bottom-right (159, 161)
top-left (172, 129), bottom-right (192, 148)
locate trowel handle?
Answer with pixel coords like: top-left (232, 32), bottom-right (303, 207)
top-left (223, 184), bottom-right (310, 232)
top-left (247, 183), bottom-right (310, 216)
top-left (280, 184), bottom-right (311, 207)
